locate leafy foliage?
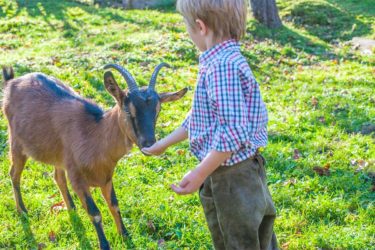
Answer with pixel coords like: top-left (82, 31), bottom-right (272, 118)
top-left (0, 0), bottom-right (374, 249)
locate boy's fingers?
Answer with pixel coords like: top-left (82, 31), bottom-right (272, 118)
top-left (171, 184), bottom-right (186, 194)
top-left (141, 149), bottom-right (152, 156)
top-left (179, 178), bottom-right (189, 188)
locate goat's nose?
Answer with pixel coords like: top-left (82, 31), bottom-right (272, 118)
top-left (143, 141), bottom-right (155, 148)
top-left (139, 137), bottom-right (155, 148)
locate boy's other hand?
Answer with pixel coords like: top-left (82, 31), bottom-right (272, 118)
top-left (142, 141), bottom-right (167, 156)
top-left (171, 168), bottom-right (206, 195)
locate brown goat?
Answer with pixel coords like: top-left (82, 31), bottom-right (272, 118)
top-left (1, 64), bottom-right (187, 249)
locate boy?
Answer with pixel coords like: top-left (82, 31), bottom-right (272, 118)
top-left (143, 0), bottom-right (277, 249)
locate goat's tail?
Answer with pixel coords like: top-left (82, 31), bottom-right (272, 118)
top-left (2, 66), bottom-right (14, 88)
top-left (1, 66), bottom-right (14, 109)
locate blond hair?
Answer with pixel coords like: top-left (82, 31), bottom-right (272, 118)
top-left (176, 0), bottom-right (247, 41)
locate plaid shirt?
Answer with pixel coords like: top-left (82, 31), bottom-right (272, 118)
top-left (182, 39), bottom-right (268, 166)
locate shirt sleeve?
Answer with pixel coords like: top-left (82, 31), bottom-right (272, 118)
top-left (181, 110), bottom-right (191, 131)
top-left (206, 60), bottom-right (251, 152)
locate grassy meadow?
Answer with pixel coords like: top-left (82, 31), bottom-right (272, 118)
top-left (0, 0), bottom-right (374, 249)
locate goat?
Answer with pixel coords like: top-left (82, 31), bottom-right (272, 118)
top-left (1, 64), bottom-right (187, 249)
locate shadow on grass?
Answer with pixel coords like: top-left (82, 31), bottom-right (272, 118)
top-left (10, 0), bottom-right (180, 34)
top-left (68, 210), bottom-right (94, 250)
top-left (19, 213), bottom-right (38, 248)
top-left (247, 20), bottom-right (330, 56)
top-left (246, 0), bottom-right (372, 59)
top-left (14, 0), bottom-right (82, 37)
top-left (286, 1), bottom-right (372, 42)
top-left (329, 104), bottom-right (374, 134)
top-left (0, 0), bottom-right (185, 46)
top-left (326, 0), bottom-right (375, 17)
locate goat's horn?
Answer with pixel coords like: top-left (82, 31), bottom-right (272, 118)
top-left (104, 64), bottom-right (139, 92)
top-left (148, 63), bottom-right (171, 90)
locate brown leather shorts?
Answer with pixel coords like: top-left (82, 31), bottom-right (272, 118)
top-left (200, 154), bottom-right (277, 250)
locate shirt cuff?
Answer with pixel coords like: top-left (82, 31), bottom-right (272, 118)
top-left (211, 125), bottom-right (249, 152)
top-left (181, 115), bottom-right (190, 131)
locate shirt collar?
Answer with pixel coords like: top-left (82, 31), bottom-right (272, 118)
top-left (199, 39), bottom-right (240, 65)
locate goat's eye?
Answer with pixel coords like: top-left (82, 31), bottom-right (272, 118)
top-left (123, 106), bottom-right (131, 115)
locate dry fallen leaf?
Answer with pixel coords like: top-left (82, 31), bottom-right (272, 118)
top-left (147, 220), bottom-right (156, 232)
top-left (350, 159), bottom-right (369, 173)
top-left (158, 238), bottom-right (166, 247)
top-left (311, 96), bottom-right (318, 108)
top-left (51, 56), bottom-right (60, 65)
top-left (293, 149), bottom-right (301, 160)
top-left (177, 149), bottom-right (185, 155)
top-left (357, 159), bottom-right (369, 168)
top-left (50, 201), bottom-right (65, 213)
top-left (282, 241), bottom-right (290, 250)
top-left (48, 231), bottom-right (56, 242)
top-left (38, 243), bottom-right (46, 250)
top-left (323, 163), bottom-right (331, 170)
top-left (318, 116), bottom-right (326, 124)
top-left (48, 193), bottom-right (58, 199)
top-left (313, 164), bottom-right (330, 176)
top-left (283, 178), bottom-right (297, 186)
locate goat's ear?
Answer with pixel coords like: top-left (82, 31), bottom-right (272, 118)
top-left (104, 71), bottom-right (124, 104)
top-left (159, 88), bottom-right (188, 103)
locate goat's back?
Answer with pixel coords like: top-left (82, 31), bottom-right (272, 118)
top-left (2, 73), bottom-right (105, 165)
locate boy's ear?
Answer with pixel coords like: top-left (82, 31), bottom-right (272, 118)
top-left (195, 19), bottom-right (207, 35)
top-left (104, 71), bottom-right (124, 104)
top-left (159, 88), bottom-right (188, 103)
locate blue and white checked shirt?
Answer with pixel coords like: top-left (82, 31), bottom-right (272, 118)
top-left (182, 39), bottom-right (268, 166)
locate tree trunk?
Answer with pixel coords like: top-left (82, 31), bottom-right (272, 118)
top-left (122, 0), bottom-right (129, 8)
top-left (94, 0), bottom-right (173, 9)
top-left (249, 0), bottom-right (282, 28)
top-left (94, 0), bottom-right (106, 6)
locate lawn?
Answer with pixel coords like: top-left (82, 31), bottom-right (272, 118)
top-left (0, 0), bottom-right (374, 249)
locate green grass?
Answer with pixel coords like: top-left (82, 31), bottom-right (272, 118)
top-left (0, 0), bottom-right (374, 249)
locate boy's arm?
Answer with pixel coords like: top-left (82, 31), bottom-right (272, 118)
top-left (142, 126), bottom-right (188, 155)
top-left (171, 150), bottom-right (231, 195)
top-left (172, 60), bottom-right (256, 195)
top-left (142, 111), bottom-right (191, 155)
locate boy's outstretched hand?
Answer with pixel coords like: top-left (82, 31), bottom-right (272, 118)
top-left (171, 168), bottom-right (206, 195)
top-left (142, 141), bottom-right (167, 156)
top-left (142, 126), bottom-right (189, 156)
top-left (171, 150), bottom-right (232, 195)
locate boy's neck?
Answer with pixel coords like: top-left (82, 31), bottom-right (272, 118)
top-left (204, 33), bottom-right (232, 51)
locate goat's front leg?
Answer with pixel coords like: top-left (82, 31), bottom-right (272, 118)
top-left (101, 180), bottom-right (129, 238)
top-left (69, 174), bottom-right (110, 250)
top-left (54, 169), bottom-right (76, 210)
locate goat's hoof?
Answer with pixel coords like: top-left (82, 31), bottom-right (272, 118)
top-left (99, 241), bottom-right (110, 250)
top-left (67, 204), bottom-right (76, 211)
top-left (122, 232), bottom-right (130, 239)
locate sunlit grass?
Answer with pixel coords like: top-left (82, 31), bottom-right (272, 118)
top-left (0, 0), bottom-right (374, 249)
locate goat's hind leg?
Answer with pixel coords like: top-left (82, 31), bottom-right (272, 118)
top-left (54, 168), bottom-right (76, 210)
top-left (9, 143), bottom-right (28, 213)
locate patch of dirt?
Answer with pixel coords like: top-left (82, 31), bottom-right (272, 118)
top-left (351, 37), bottom-right (375, 55)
